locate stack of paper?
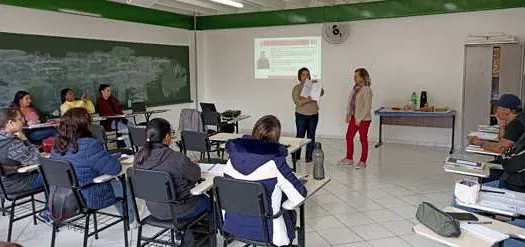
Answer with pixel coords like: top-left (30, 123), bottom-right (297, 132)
top-left (468, 131), bottom-right (498, 141)
top-left (478, 125), bottom-right (500, 134)
top-left (300, 80), bottom-right (323, 102)
top-left (445, 157), bottom-right (484, 170)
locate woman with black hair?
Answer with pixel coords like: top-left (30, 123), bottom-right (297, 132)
top-left (59, 88), bottom-right (95, 116)
top-left (10, 91), bottom-right (56, 142)
top-left (134, 118), bottom-right (209, 221)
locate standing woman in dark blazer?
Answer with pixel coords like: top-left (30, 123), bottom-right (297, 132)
top-left (133, 118), bottom-right (209, 221)
top-left (292, 67), bottom-right (324, 163)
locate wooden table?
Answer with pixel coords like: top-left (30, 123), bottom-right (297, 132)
top-left (374, 107), bottom-right (456, 154)
top-left (413, 206), bottom-right (525, 247)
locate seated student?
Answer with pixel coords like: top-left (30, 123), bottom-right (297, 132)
top-left (469, 94), bottom-right (523, 183)
top-left (133, 118), bottom-right (209, 221)
top-left (0, 107), bottom-right (50, 222)
top-left (59, 88), bottom-right (95, 116)
top-left (95, 84), bottom-right (132, 147)
top-left (50, 108), bottom-right (132, 220)
top-left (10, 91), bottom-right (56, 142)
top-left (222, 115), bottom-right (307, 246)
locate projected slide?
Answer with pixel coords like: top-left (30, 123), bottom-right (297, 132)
top-left (254, 37), bottom-right (321, 79)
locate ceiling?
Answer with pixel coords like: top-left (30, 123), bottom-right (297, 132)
top-left (109, 0), bottom-right (386, 16)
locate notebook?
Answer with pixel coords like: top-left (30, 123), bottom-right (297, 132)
top-left (445, 157), bottom-right (484, 170)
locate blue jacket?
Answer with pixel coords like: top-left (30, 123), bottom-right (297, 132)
top-left (51, 137), bottom-right (121, 209)
top-left (223, 137), bottom-right (307, 246)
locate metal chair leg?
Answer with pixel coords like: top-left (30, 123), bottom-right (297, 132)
top-left (1, 198), bottom-right (5, 216)
top-left (136, 225), bottom-right (142, 247)
top-left (170, 229), bottom-right (175, 245)
top-left (83, 213), bottom-right (91, 247)
top-left (50, 224), bottom-right (57, 247)
top-left (7, 201), bottom-right (15, 242)
top-left (93, 213), bottom-right (99, 239)
top-left (31, 195), bottom-right (37, 225)
top-left (123, 216), bottom-right (129, 247)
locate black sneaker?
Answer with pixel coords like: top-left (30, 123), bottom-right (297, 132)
top-left (37, 209), bottom-right (53, 225)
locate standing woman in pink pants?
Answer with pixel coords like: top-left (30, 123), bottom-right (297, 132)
top-left (340, 68), bottom-right (373, 169)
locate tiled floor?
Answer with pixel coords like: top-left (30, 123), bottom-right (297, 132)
top-left (0, 138), bottom-right (462, 246)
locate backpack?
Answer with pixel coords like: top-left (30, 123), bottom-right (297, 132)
top-left (48, 186), bottom-right (80, 222)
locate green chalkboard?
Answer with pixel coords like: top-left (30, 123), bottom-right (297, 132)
top-left (0, 31), bottom-right (190, 115)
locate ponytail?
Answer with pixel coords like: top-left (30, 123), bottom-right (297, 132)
top-left (135, 118), bottom-right (172, 166)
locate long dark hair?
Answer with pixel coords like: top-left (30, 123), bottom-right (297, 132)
top-left (54, 108), bottom-right (93, 155)
top-left (10, 91), bottom-right (30, 108)
top-left (60, 88), bottom-right (72, 103)
top-left (135, 118), bottom-right (171, 166)
top-left (297, 67), bottom-right (311, 82)
top-left (252, 115), bottom-right (281, 143)
top-left (355, 68), bottom-right (371, 86)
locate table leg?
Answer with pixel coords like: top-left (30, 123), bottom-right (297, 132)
top-left (298, 204), bottom-right (305, 247)
top-left (450, 115), bottom-right (456, 154)
top-left (235, 121), bottom-right (239, 134)
top-left (374, 116), bottom-right (383, 148)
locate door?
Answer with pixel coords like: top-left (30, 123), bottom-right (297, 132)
top-left (499, 43), bottom-right (524, 97)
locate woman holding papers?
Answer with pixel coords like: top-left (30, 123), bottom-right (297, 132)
top-left (59, 88), bottom-right (95, 116)
top-left (292, 67), bottom-right (324, 163)
top-left (340, 68), bottom-right (373, 169)
top-left (134, 118), bottom-right (210, 221)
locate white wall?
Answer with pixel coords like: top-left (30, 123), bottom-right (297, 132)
top-left (0, 4), bottom-right (200, 128)
top-left (203, 8), bottom-right (525, 148)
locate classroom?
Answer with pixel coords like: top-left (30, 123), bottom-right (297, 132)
top-left (0, 0), bottom-right (524, 246)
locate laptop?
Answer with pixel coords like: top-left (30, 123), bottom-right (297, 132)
top-left (200, 102), bottom-right (217, 112)
top-left (132, 101), bottom-right (147, 113)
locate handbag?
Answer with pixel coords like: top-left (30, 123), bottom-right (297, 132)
top-left (48, 186), bottom-right (80, 222)
top-left (415, 202), bottom-right (461, 238)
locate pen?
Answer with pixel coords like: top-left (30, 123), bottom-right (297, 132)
top-left (467, 221), bottom-right (492, 224)
top-left (480, 189), bottom-right (505, 194)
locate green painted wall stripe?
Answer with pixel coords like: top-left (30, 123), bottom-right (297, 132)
top-left (0, 0), bottom-right (194, 30)
top-left (0, 0), bottom-right (524, 30)
top-left (197, 0), bottom-right (525, 30)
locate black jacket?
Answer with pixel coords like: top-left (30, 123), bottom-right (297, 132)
top-left (501, 114), bottom-right (525, 192)
top-left (134, 143), bottom-right (201, 220)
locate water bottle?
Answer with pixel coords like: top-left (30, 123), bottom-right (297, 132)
top-left (411, 92), bottom-right (418, 110)
top-left (313, 142), bottom-right (325, 180)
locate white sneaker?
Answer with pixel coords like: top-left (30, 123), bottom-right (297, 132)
top-left (356, 161), bottom-right (367, 169)
top-left (339, 158), bottom-right (353, 166)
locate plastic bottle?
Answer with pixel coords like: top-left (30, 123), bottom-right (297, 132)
top-left (313, 142), bottom-right (325, 180)
top-left (411, 92), bottom-right (418, 110)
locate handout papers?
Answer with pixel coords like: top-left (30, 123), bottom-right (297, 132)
top-left (300, 80), bottom-right (323, 101)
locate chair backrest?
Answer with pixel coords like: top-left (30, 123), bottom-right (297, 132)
top-left (129, 127), bottom-right (146, 152)
top-left (178, 108), bottom-right (204, 133)
top-left (127, 168), bottom-right (179, 224)
top-left (213, 177), bottom-right (272, 243)
top-left (181, 131), bottom-right (210, 153)
top-left (200, 102), bottom-right (217, 112)
top-left (90, 123), bottom-right (108, 150)
top-left (38, 157), bottom-right (85, 208)
top-left (201, 111), bottom-right (221, 127)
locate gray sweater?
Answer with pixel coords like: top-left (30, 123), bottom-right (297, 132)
top-left (133, 143), bottom-right (201, 220)
top-left (0, 131), bottom-right (41, 193)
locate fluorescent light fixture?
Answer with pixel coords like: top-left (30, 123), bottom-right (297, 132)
top-left (210, 0), bottom-right (244, 8)
top-left (57, 8), bottom-right (102, 18)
